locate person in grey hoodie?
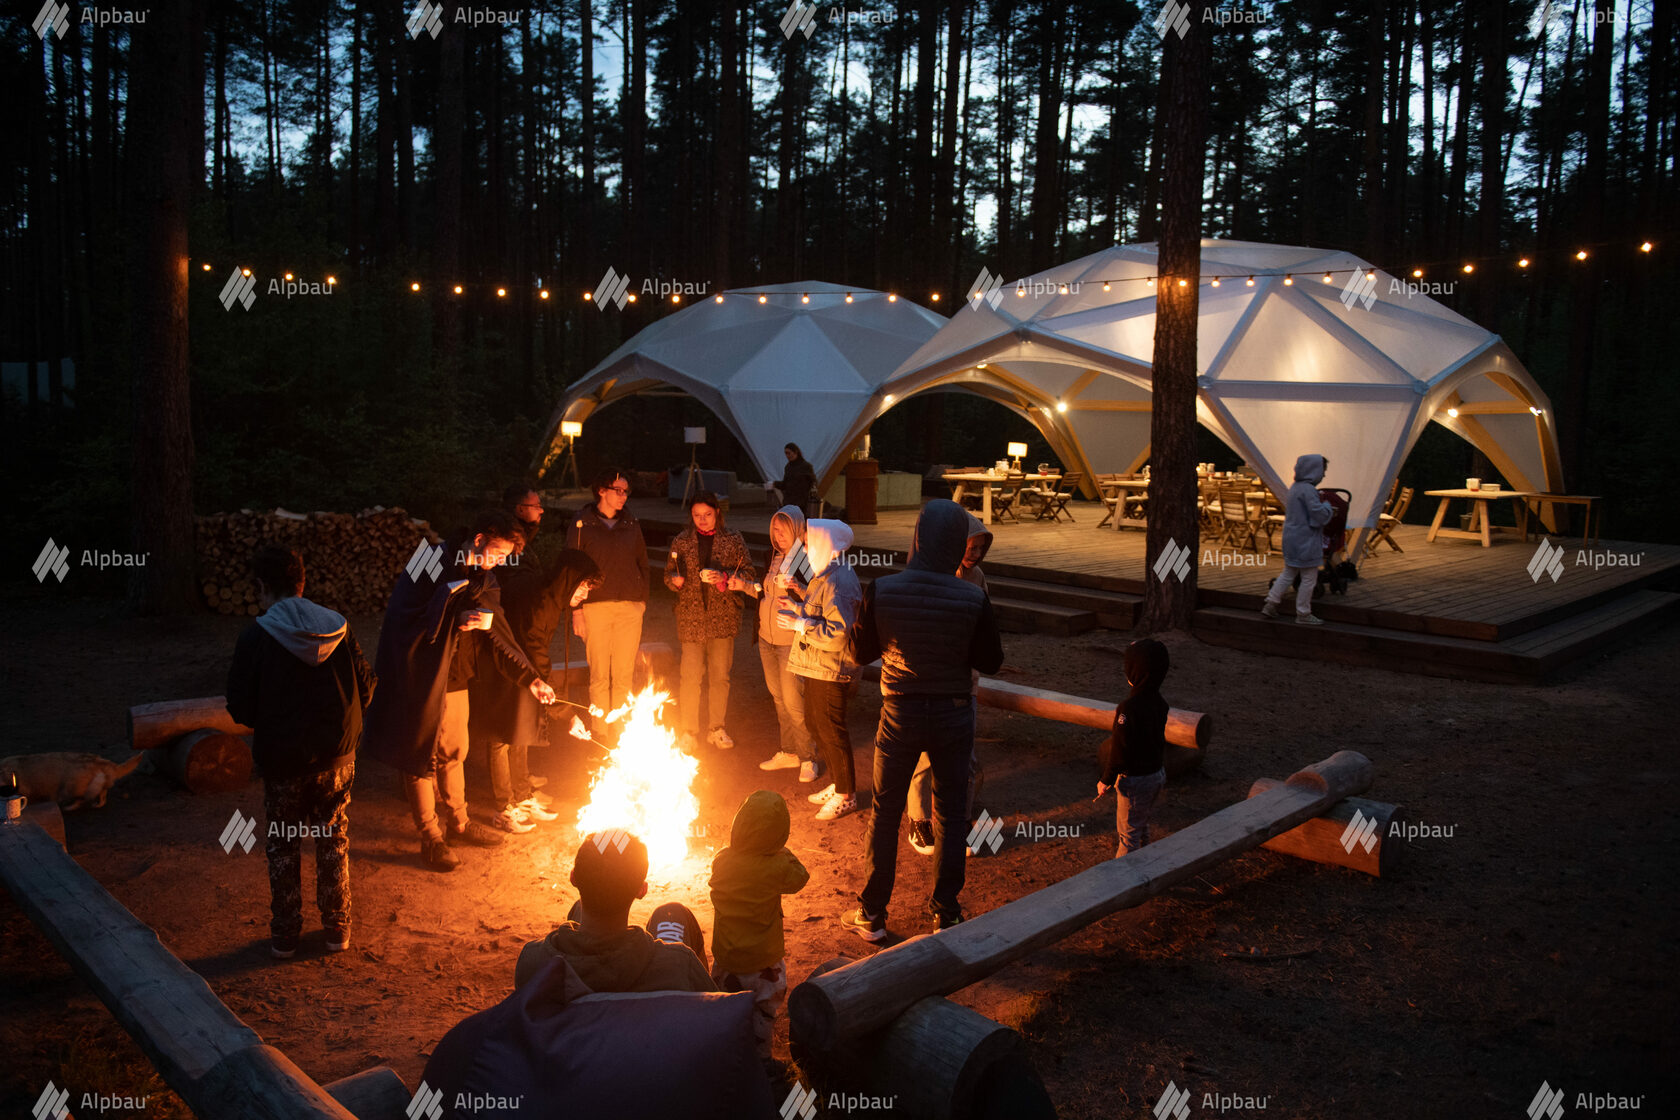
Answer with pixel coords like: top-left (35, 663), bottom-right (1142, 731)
top-left (226, 546), bottom-right (375, 959)
top-left (747, 505), bottom-right (822, 783)
top-left (780, 519), bottom-right (863, 821)
top-left (1260, 454), bottom-right (1337, 625)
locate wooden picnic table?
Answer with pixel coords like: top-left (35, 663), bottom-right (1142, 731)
top-left (942, 471), bottom-right (1059, 525)
top-left (1424, 488), bottom-right (1540, 547)
top-left (1100, 477), bottom-right (1150, 531)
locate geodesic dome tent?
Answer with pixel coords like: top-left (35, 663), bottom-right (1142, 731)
top-left (535, 282), bottom-right (945, 485)
top-left (836, 240), bottom-right (1563, 532)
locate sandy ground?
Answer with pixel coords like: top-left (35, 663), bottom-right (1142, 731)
top-left (1, 586), bottom-right (1676, 1120)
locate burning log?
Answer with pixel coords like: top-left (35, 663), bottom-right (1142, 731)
top-left (790, 751), bottom-right (1374, 1052)
top-left (1247, 777), bottom-right (1403, 877)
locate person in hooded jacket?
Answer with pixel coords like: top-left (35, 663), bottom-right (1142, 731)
top-left (364, 510), bottom-right (556, 873)
top-left (848, 500), bottom-right (1004, 939)
top-left (663, 492), bottom-right (758, 752)
top-left (1097, 639), bottom-right (1170, 856)
top-left (770, 442), bottom-right (817, 514)
top-left (226, 546), bottom-right (376, 959)
top-left (514, 832), bottom-right (715, 994)
top-left (708, 790), bottom-right (810, 1058)
top-left (905, 512), bottom-right (992, 854)
top-left (781, 520), bottom-right (863, 822)
top-left (471, 530), bottom-right (601, 833)
top-left (1260, 454), bottom-right (1337, 625)
top-left (746, 505), bottom-right (822, 782)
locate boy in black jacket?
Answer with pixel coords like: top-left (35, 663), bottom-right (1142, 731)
top-left (226, 547), bottom-right (375, 959)
top-left (1097, 638), bottom-right (1170, 857)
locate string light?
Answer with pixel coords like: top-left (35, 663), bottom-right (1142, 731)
top-left (1640, 242), bottom-right (1653, 253)
top-left (1446, 407), bottom-right (1459, 418)
top-left (1059, 283), bottom-right (1069, 294)
top-left (1412, 269), bottom-right (1424, 278)
top-left (1210, 278), bottom-right (1219, 287)
top-left (1575, 250), bottom-right (1589, 260)
top-left (411, 281), bottom-right (421, 291)
top-left (883, 393), bottom-right (895, 403)
top-left (1016, 286), bottom-right (1026, 297)
top-left (930, 292), bottom-right (940, 302)
top-left (1518, 258), bottom-right (1530, 268)
top-left (1365, 270), bottom-right (1375, 281)
top-left (888, 293), bottom-right (898, 302)
top-left (1462, 263), bottom-right (1474, 274)
top-left (582, 291), bottom-right (591, 301)
top-left (496, 287), bottom-right (507, 297)
top-left (715, 294), bottom-right (724, 303)
top-left (241, 268), bottom-right (252, 277)
top-left (758, 294), bottom-right (767, 304)
top-left (1321, 272), bottom-right (1332, 283)
top-left (201, 262), bottom-right (212, 271)
top-left (1177, 278), bottom-right (1188, 287)
top-left (1055, 400), bottom-right (1068, 413)
top-left (801, 292), bottom-right (810, 303)
top-left (626, 293), bottom-right (637, 303)
top-left (671, 293), bottom-right (681, 304)
top-left (1283, 275), bottom-right (1294, 285)
top-left (1246, 276), bottom-right (1255, 286)
top-left (844, 292), bottom-right (854, 303)
top-left (284, 272), bottom-right (294, 281)
top-left (1102, 281), bottom-right (1111, 292)
top-left (326, 276), bottom-right (336, 286)
top-left (1146, 277), bottom-right (1155, 287)
top-left (539, 289), bottom-right (549, 300)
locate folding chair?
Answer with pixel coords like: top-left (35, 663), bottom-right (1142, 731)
top-left (1366, 486), bottom-right (1413, 556)
top-left (1094, 474), bottom-right (1122, 528)
top-left (1035, 473), bottom-right (1083, 522)
top-left (1217, 484), bottom-right (1258, 551)
top-left (991, 472), bottom-right (1026, 523)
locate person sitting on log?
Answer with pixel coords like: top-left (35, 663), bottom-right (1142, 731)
top-left (848, 499), bottom-right (1005, 940)
top-left (515, 831), bottom-right (715, 994)
top-left (225, 545), bottom-right (375, 959)
top-left (363, 510), bottom-right (556, 873)
top-left (709, 790), bottom-right (810, 1060)
top-left (1097, 638), bottom-right (1171, 857)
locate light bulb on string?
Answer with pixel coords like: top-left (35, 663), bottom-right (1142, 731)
top-left (1245, 276), bottom-right (1255, 286)
top-left (1321, 272), bottom-right (1332, 283)
top-left (411, 281), bottom-right (421, 292)
top-left (1462, 264), bottom-right (1474, 274)
top-left (1518, 258), bottom-right (1530, 268)
top-left (844, 292), bottom-right (853, 303)
top-left (1283, 275), bottom-right (1294, 285)
top-left (1640, 242), bottom-right (1653, 253)
top-left (1575, 250), bottom-right (1589, 260)
top-left (758, 294), bottom-right (767, 304)
top-left (715, 294), bottom-right (724, 303)
top-left (626, 293), bottom-right (637, 303)
top-left (539, 289), bottom-right (549, 300)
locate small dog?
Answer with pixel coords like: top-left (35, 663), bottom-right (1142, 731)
top-left (0, 752), bottom-right (142, 810)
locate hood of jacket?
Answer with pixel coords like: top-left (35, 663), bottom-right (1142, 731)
top-left (1124, 638), bottom-right (1170, 699)
top-left (539, 923), bottom-right (662, 993)
top-left (727, 790), bottom-right (791, 856)
top-left (1293, 454), bottom-right (1328, 486)
top-left (769, 504), bottom-right (808, 564)
top-left (805, 519), bottom-right (853, 573)
top-left (256, 596), bottom-right (348, 666)
top-left (908, 499), bottom-right (970, 574)
top-left (960, 511), bottom-right (994, 575)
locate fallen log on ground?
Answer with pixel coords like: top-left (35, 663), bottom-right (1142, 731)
top-left (790, 750), bottom-right (1374, 1052)
top-left (129, 697), bottom-right (253, 752)
top-left (323, 1066), bottom-right (410, 1120)
top-left (164, 729), bottom-right (254, 794)
top-left (0, 808), bottom-right (358, 1119)
top-left (1247, 777), bottom-right (1403, 877)
top-left (974, 678), bottom-right (1208, 778)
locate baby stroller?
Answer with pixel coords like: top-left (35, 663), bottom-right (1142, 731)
top-left (1268, 488), bottom-right (1356, 600)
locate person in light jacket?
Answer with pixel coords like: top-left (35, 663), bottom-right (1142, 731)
top-left (747, 505), bottom-right (822, 783)
top-left (1260, 453), bottom-right (1336, 626)
top-left (780, 520), bottom-right (862, 822)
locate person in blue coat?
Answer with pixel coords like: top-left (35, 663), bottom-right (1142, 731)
top-left (1260, 454), bottom-right (1337, 626)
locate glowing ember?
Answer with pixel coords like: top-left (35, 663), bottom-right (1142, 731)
top-left (575, 686), bottom-right (699, 872)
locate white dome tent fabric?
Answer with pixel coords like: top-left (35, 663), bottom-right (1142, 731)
top-left (535, 282), bottom-right (945, 486)
top-left (840, 239), bottom-right (1563, 534)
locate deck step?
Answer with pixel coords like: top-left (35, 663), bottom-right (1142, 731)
top-left (989, 596), bottom-right (1098, 636)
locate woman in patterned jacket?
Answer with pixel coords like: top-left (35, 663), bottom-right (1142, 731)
top-left (663, 492), bottom-right (757, 752)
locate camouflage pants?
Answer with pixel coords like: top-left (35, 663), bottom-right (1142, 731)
top-left (263, 763), bottom-right (353, 940)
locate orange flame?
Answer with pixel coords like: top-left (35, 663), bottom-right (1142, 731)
top-left (575, 686), bottom-right (699, 872)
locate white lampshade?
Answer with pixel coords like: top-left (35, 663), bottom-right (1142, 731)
top-left (1007, 442), bottom-right (1028, 458)
top-left (560, 420), bottom-right (583, 438)
top-left (684, 426), bottom-right (707, 444)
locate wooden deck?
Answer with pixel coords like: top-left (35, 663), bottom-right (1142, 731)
top-left (624, 497), bottom-right (1680, 681)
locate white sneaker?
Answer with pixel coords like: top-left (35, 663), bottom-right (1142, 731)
top-left (492, 805), bottom-right (535, 834)
top-left (708, 727), bottom-right (735, 750)
top-left (806, 782), bottom-right (837, 804)
top-left (678, 732), bottom-right (700, 753)
top-left (798, 761), bottom-right (824, 784)
top-left (518, 797), bottom-right (559, 822)
top-left (527, 789), bottom-right (555, 810)
top-left (815, 793), bottom-right (858, 821)
top-left (759, 751), bottom-right (800, 771)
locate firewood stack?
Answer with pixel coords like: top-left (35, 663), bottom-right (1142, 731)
top-left (195, 506), bottom-right (441, 616)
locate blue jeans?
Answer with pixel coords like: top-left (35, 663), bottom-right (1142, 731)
top-left (860, 694), bottom-right (975, 921)
top-left (757, 641), bottom-right (814, 760)
top-left (1115, 768), bottom-right (1166, 856)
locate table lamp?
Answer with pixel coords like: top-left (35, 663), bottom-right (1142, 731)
top-left (1007, 442), bottom-right (1028, 471)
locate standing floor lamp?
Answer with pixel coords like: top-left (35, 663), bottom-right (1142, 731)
top-left (681, 426), bottom-right (706, 506)
top-left (556, 420), bottom-right (584, 492)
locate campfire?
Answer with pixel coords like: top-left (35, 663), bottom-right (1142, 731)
top-left (574, 686), bottom-right (700, 873)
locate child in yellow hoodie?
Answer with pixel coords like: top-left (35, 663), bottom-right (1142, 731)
top-left (709, 790), bottom-right (810, 1059)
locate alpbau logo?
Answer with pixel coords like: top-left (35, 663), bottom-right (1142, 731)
top-left (783, 540), bottom-right (816, 584)
top-left (407, 0), bottom-right (443, 40)
top-left (31, 1082), bottom-right (71, 1120)
top-left (1340, 270), bottom-right (1378, 311)
top-left (405, 539), bottom-right (444, 583)
top-left (591, 829), bottom-right (631, 855)
top-left (779, 0), bottom-right (818, 41)
top-left (219, 267), bottom-right (257, 311)
top-left (1527, 537), bottom-right (1566, 583)
top-left (1339, 808), bottom-right (1380, 855)
top-left (32, 539), bottom-right (70, 584)
top-left (220, 810), bottom-right (258, 854)
top-left (406, 1080), bottom-right (445, 1120)
top-left (779, 1081), bottom-right (818, 1120)
top-left (32, 1), bottom-right (70, 40)
top-left (967, 267), bottom-right (1005, 310)
top-left (1153, 1079), bottom-right (1192, 1120)
top-left (1153, 0), bottom-right (1191, 41)
top-left (1152, 537), bottom-right (1193, 583)
top-left (592, 267), bottom-right (631, 311)
top-left (966, 809), bottom-right (1005, 856)
top-left (1526, 1081), bottom-right (1565, 1120)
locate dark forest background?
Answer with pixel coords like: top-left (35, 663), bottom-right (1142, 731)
top-left (3, 0), bottom-right (1677, 588)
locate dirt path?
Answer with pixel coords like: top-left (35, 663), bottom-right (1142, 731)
top-left (2, 590), bottom-right (1676, 1119)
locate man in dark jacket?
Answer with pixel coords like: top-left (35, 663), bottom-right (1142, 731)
top-left (771, 443), bottom-right (817, 514)
top-left (1097, 639), bottom-right (1170, 856)
top-left (364, 510), bottom-right (556, 872)
top-left (226, 546), bottom-right (375, 959)
top-left (569, 468), bottom-right (650, 737)
top-left (846, 499), bottom-right (1004, 940)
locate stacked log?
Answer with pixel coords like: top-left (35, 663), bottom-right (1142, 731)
top-left (195, 506), bottom-right (440, 616)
